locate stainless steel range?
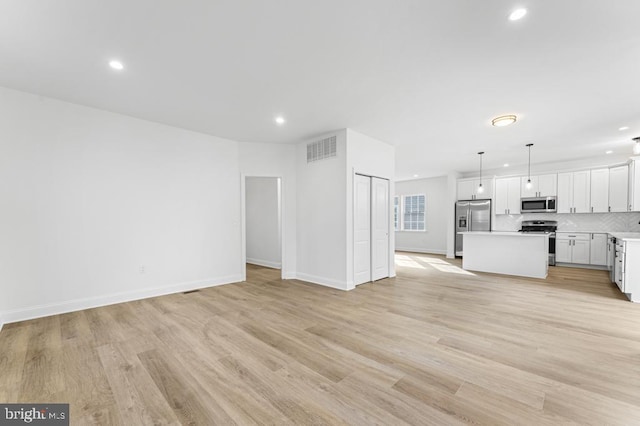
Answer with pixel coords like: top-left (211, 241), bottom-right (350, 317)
top-left (520, 220), bottom-right (558, 266)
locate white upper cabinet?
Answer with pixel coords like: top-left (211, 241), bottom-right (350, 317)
top-left (573, 170), bottom-right (591, 213)
top-left (495, 177), bottom-right (521, 215)
top-left (557, 173), bottom-right (572, 214)
top-left (558, 170), bottom-right (591, 213)
top-left (590, 168), bottom-right (609, 213)
top-left (609, 165), bottom-right (629, 212)
top-left (630, 158), bottom-right (640, 211)
top-left (538, 174), bottom-right (558, 197)
top-left (457, 178), bottom-right (493, 200)
top-left (521, 174), bottom-right (557, 198)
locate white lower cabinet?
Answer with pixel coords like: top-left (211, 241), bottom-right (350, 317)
top-left (589, 233), bottom-right (608, 266)
top-left (556, 233), bottom-right (590, 264)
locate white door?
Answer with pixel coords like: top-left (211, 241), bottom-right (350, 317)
top-left (572, 239), bottom-right (591, 264)
top-left (573, 170), bottom-right (591, 213)
top-left (590, 234), bottom-right (608, 266)
top-left (538, 174), bottom-right (558, 197)
top-left (590, 168), bottom-right (609, 213)
top-left (506, 177), bottom-right (521, 214)
top-left (556, 238), bottom-right (572, 263)
top-left (494, 178), bottom-right (509, 215)
top-left (371, 177), bottom-right (390, 281)
top-left (557, 172), bottom-right (573, 213)
top-left (609, 165), bottom-right (629, 212)
top-left (354, 175), bottom-right (371, 285)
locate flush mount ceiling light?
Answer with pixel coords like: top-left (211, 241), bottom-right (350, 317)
top-left (525, 143), bottom-right (534, 189)
top-left (491, 115), bottom-right (517, 127)
top-left (503, 163), bottom-right (510, 168)
top-left (606, 150), bottom-right (613, 154)
top-left (477, 152), bottom-right (485, 194)
top-left (413, 174), bottom-right (419, 178)
top-left (633, 137), bottom-right (640, 155)
top-left (619, 126), bottom-right (629, 131)
top-left (274, 116), bottom-right (286, 125)
top-left (109, 60), bottom-right (124, 71)
top-left (509, 8), bottom-right (527, 21)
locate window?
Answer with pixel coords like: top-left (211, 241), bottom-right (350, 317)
top-left (394, 196), bottom-right (399, 231)
top-left (402, 194), bottom-right (426, 231)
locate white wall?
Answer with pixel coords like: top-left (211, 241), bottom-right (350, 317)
top-left (245, 177), bottom-right (281, 269)
top-left (395, 176), bottom-right (448, 255)
top-left (346, 129), bottom-right (396, 284)
top-left (0, 87), bottom-right (242, 323)
top-left (296, 130), bottom-right (348, 289)
top-left (238, 142), bottom-right (296, 278)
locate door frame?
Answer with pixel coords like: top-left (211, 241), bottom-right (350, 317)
top-left (240, 174), bottom-right (284, 281)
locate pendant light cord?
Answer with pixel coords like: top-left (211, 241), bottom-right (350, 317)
top-left (526, 143), bottom-right (533, 181)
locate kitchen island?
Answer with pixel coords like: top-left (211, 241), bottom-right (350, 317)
top-left (461, 231), bottom-right (549, 279)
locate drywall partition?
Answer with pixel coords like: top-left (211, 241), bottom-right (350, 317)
top-left (395, 176), bottom-right (448, 255)
top-left (446, 172), bottom-right (460, 258)
top-left (238, 142), bottom-right (296, 278)
top-left (0, 87), bottom-right (242, 323)
top-left (296, 130), bottom-right (349, 289)
top-left (245, 177), bottom-right (281, 269)
top-left (346, 129), bottom-right (396, 287)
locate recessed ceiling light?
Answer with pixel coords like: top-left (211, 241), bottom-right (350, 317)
top-left (509, 8), bottom-right (527, 21)
top-left (413, 174), bottom-right (419, 178)
top-left (606, 150), bottom-right (613, 154)
top-left (619, 126), bottom-right (629, 131)
top-left (275, 116), bottom-right (285, 125)
top-left (491, 115), bottom-right (517, 127)
top-left (503, 163), bottom-right (510, 167)
top-left (109, 60), bottom-right (124, 71)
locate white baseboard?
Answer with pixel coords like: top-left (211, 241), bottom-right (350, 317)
top-left (293, 272), bottom-right (350, 291)
top-left (281, 271), bottom-right (297, 280)
top-left (246, 258), bottom-right (282, 269)
top-left (395, 247), bottom-right (447, 255)
top-left (1, 274), bottom-right (243, 325)
top-left (0, 314), bottom-right (4, 333)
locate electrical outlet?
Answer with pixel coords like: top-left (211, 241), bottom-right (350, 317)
top-left (139, 265), bottom-right (145, 274)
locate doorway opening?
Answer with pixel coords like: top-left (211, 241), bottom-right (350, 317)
top-left (242, 176), bottom-right (283, 281)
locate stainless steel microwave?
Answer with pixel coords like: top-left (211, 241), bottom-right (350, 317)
top-left (521, 196), bottom-right (557, 213)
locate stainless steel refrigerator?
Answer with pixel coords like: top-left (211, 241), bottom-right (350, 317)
top-left (455, 199), bottom-right (491, 256)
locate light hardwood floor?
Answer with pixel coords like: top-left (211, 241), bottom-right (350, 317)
top-left (2, 253), bottom-right (640, 425)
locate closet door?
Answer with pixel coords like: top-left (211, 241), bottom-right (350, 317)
top-left (371, 177), bottom-right (390, 281)
top-left (354, 175), bottom-right (372, 285)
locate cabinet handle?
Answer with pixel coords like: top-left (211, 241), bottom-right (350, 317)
top-left (609, 206), bottom-right (611, 212)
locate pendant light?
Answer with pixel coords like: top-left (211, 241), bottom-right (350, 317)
top-left (633, 137), bottom-right (640, 155)
top-left (477, 151), bottom-right (485, 194)
top-left (525, 143), bottom-right (534, 189)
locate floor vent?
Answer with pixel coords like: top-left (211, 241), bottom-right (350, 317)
top-left (307, 136), bottom-right (337, 163)
top-left (183, 289), bottom-right (200, 295)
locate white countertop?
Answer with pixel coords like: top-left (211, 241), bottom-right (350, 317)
top-left (556, 230), bottom-right (609, 234)
top-left (609, 232), bottom-right (640, 241)
top-left (461, 231), bottom-right (548, 238)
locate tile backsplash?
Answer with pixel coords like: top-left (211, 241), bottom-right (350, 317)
top-left (494, 212), bottom-right (640, 232)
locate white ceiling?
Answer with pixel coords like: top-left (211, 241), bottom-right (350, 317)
top-left (1, 0), bottom-right (639, 180)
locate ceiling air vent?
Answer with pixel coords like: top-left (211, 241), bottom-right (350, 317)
top-left (307, 136), bottom-right (337, 163)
